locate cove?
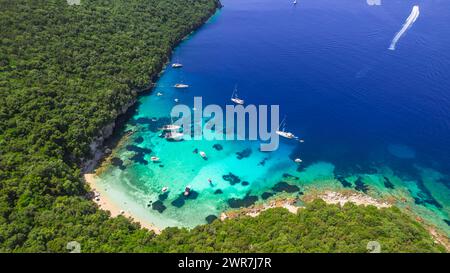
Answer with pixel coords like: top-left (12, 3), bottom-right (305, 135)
top-left (94, 0), bottom-right (450, 235)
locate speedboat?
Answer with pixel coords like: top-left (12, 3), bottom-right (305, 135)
top-left (294, 158), bottom-right (302, 164)
top-left (172, 63), bottom-right (183, 68)
top-left (199, 151), bottom-right (207, 159)
top-left (162, 187), bottom-right (169, 193)
top-left (174, 83), bottom-right (189, 89)
top-left (151, 156), bottom-right (160, 162)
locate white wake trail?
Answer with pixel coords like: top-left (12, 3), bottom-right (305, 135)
top-left (389, 5), bottom-right (420, 51)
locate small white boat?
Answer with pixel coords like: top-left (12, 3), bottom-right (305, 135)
top-left (294, 158), bottom-right (303, 164)
top-left (199, 151), bottom-right (207, 159)
top-left (276, 117), bottom-right (297, 139)
top-left (174, 98), bottom-right (179, 103)
top-left (299, 139), bottom-right (305, 143)
top-left (231, 85), bottom-right (245, 105)
top-left (162, 187), bottom-right (169, 193)
top-left (174, 83), bottom-right (189, 89)
top-left (172, 63), bottom-right (183, 68)
top-left (293, 0), bottom-right (297, 5)
top-left (157, 92), bottom-right (163, 96)
top-left (184, 186), bottom-right (192, 197)
top-left (151, 156), bottom-right (160, 162)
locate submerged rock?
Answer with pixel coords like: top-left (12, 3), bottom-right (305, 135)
top-left (152, 200), bottom-right (166, 213)
top-left (222, 172), bottom-right (241, 185)
top-left (134, 136), bottom-right (144, 144)
top-left (158, 192), bottom-right (169, 201)
top-left (415, 179), bottom-right (443, 209)
top-left (242, 181), bottom-right (250, 186)
top-left (227, 194), bottom-right (259, 208)
top-left (236, 148), bottom-right (252, 160)
top-left (261, 192), bottom-right (275, 200)
top-left (111, 157), bottom-right (125, 170)
top-left (185, 190), bottom-right (199, 200)
top-left (214, 189), bottom-right (224, 195)
top-left (444, 219), bottom-right (450, 226)
top-left (258, 157), bottom-right (269, 166)
top-left (272, 182), bottom-right (300, 193)
top-left (383, 176), bottom-right (395, 189)
top-left (205, 215), bottom-right (218, 224)
top-left (171, 197), bottom-right (185, 208)
top-left (129, 153), bottom-right (148, 165)
top-left (336, 176), bottom-right (352, 188)
top-left (213, 144), bottom-right (223, 151)
top-left (354, 177), bottom-right (369, 193)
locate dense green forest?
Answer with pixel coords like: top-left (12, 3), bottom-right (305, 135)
top-left (152, 201), bottom-right (445, 253)
top-left (0, 0), bottom-right (220, 252)
top-left (0, 0), bottom-right (445, 253)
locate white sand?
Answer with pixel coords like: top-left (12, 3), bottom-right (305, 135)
top-left (84, 173), bottom-right (161, 234)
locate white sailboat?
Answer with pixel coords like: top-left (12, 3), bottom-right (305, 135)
top-left (172, 57), bottom-right (183, 68)
top-left (276, 117), bottom-right (297, 139)
top-left (230, 85), bottom-right (245, 105)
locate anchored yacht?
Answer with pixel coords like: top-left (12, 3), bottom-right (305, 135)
top-left (230, 85), bottom-right (244, 105)
top-left (276, 117), bottom-right (297, 139)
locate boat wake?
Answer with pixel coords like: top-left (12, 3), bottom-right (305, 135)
top-left (389, 5), bottom-right (420, 51)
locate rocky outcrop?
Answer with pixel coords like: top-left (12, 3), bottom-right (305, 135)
top-left (82, 98), bottom-right (136, 173)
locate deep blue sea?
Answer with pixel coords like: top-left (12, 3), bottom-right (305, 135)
top-left (95, 0), bottom-right (450, 233)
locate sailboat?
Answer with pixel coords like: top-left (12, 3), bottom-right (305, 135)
top-left (172, 57), bottom-right (183, 68)
top-left (230, 85), bottom-right (245, 105)
top-left (276, 117), bottom-right (297, 139)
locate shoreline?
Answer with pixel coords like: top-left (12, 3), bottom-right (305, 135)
top-left (84, 173), bottom-right (161, 234)
top-left (85, 172), bottom-right (449, 250)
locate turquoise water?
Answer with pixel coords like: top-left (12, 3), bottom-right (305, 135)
top-left (96, 0), bottom-right (450, 234)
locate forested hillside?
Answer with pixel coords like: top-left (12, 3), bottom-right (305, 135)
top-left (152, 201), bottom-right (445, 253)
top-left (0, 0), bottom-right (444, 253)
top-left (0, 0), bottom-right (220, 252)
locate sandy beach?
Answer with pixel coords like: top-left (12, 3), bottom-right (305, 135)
top-left (84, 173), bottom-right (161, 234)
